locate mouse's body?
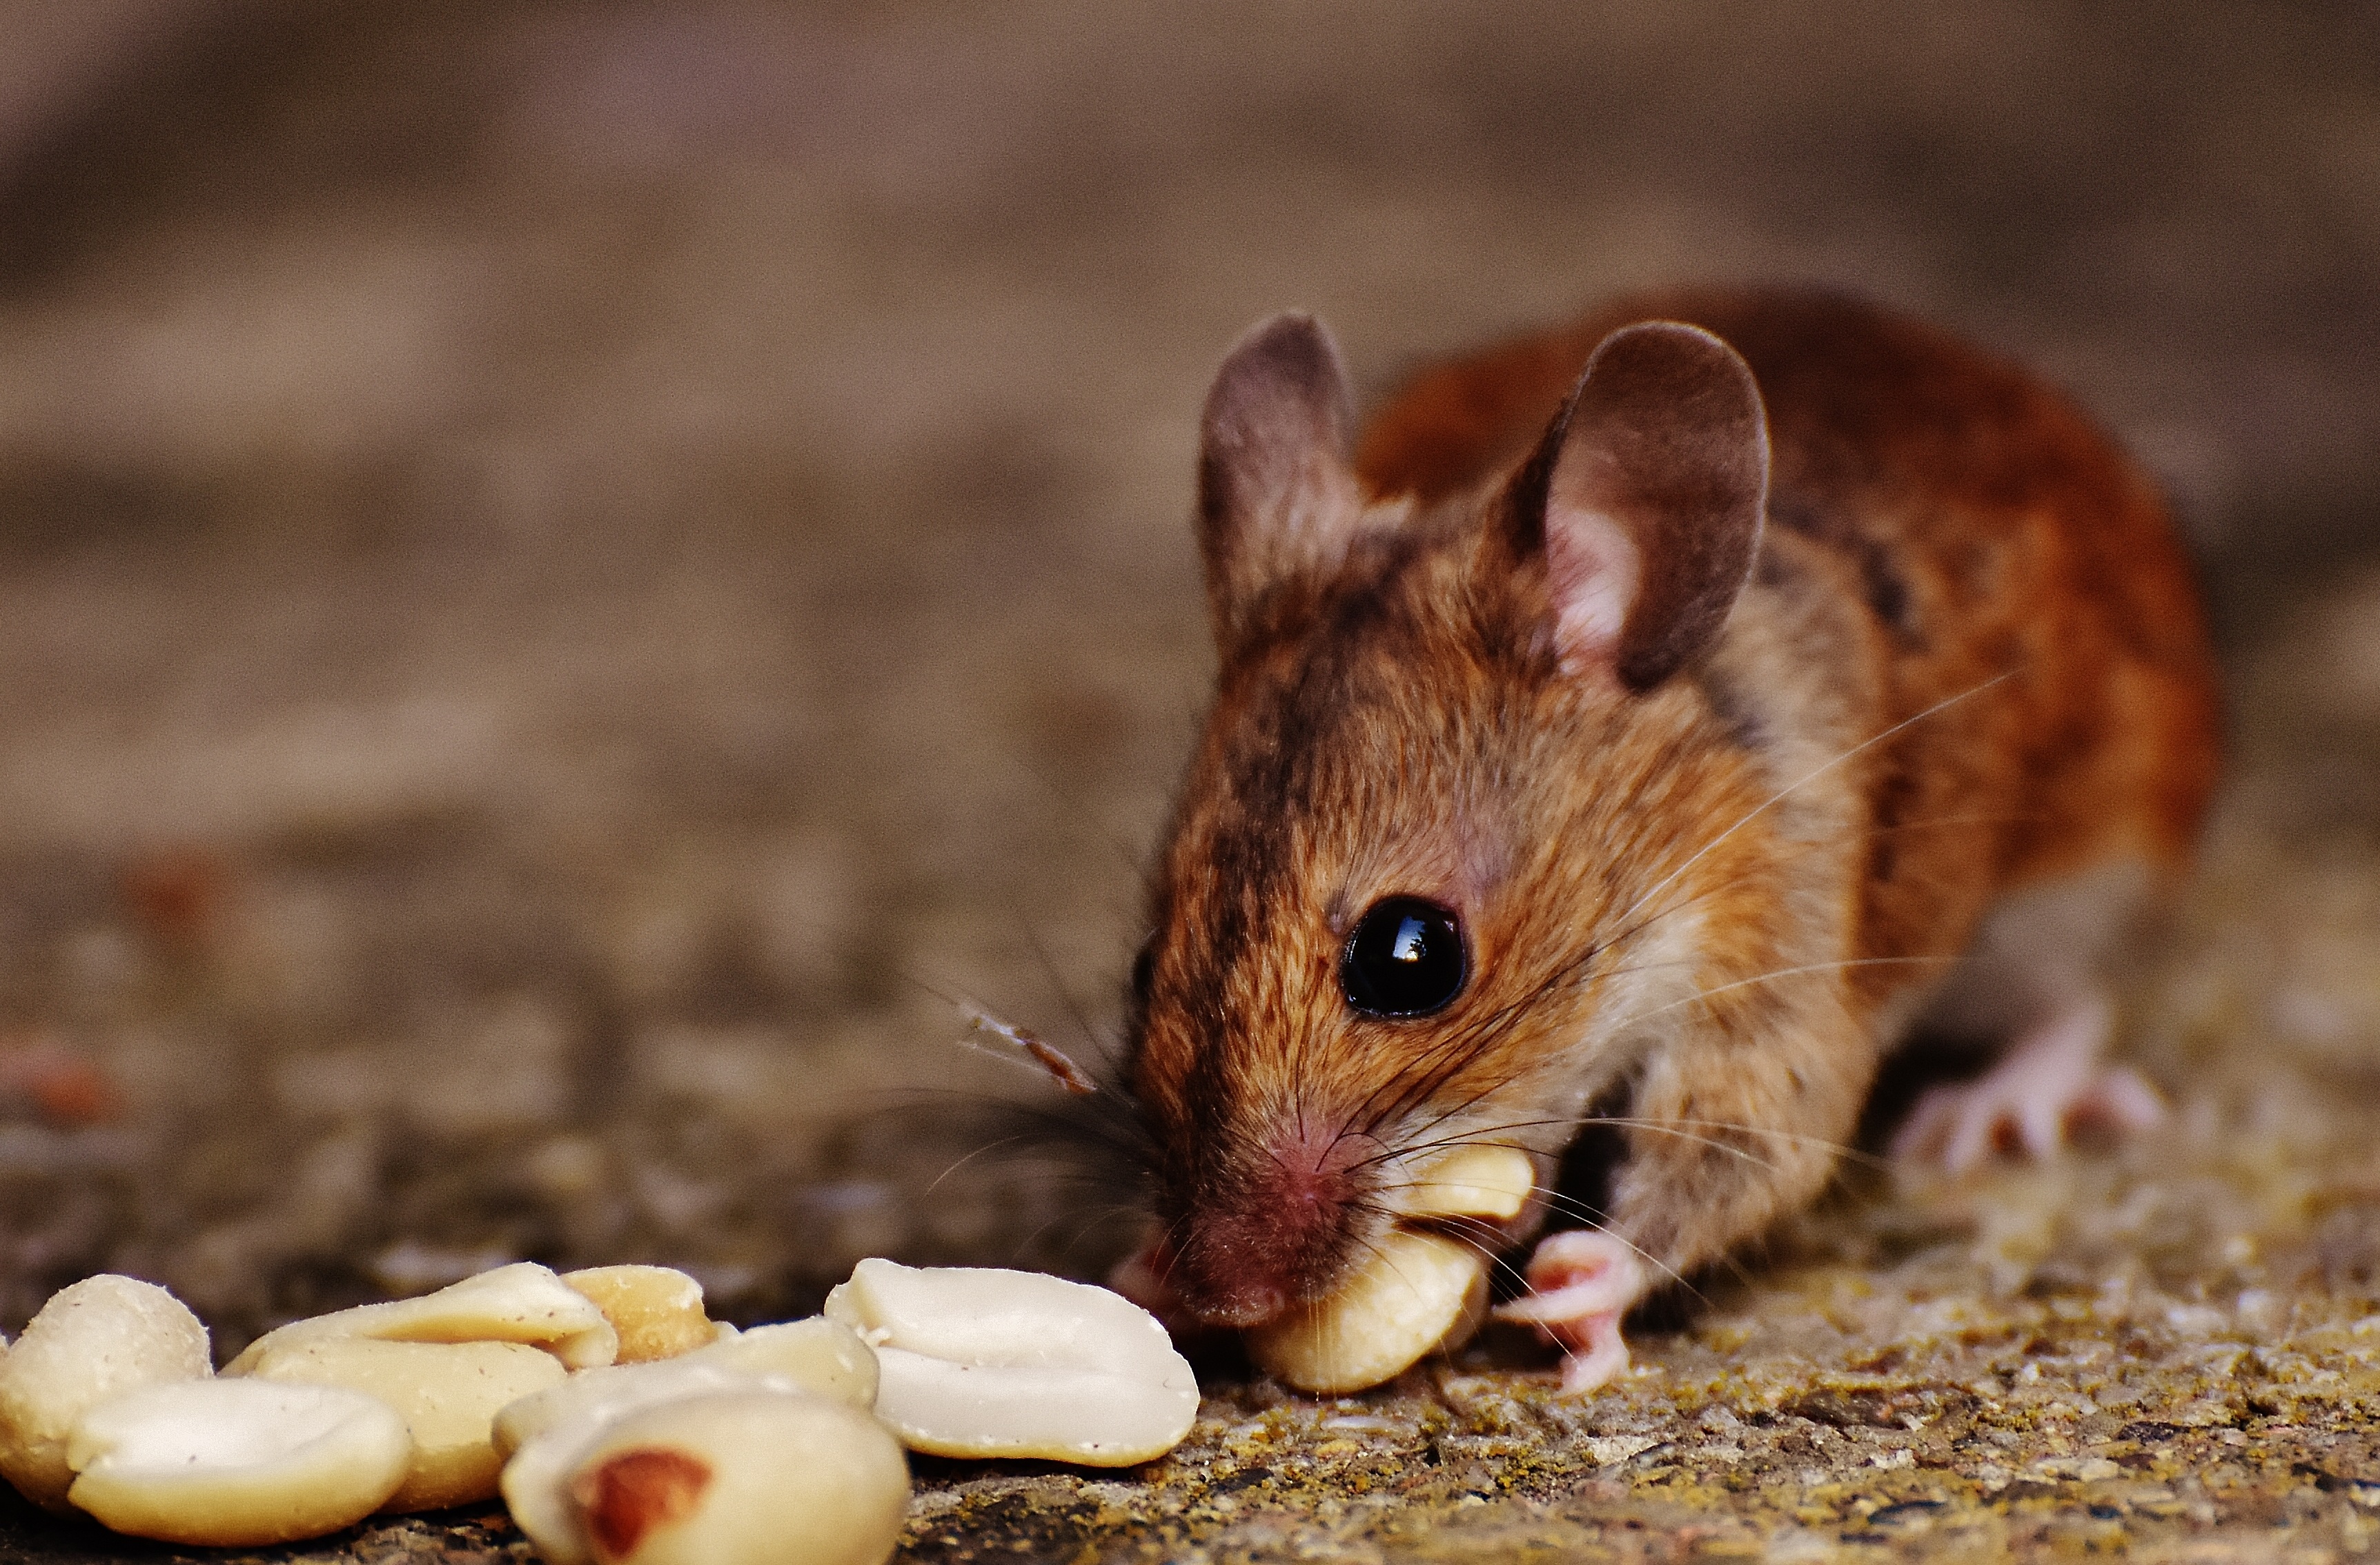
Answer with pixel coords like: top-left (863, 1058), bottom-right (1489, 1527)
top-left (1119, 288), bottom-right (2219, 1390)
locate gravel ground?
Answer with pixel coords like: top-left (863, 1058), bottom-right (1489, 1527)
top-left (0, 3), bottom-right (2374, 1559)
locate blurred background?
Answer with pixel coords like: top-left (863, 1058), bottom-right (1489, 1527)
top-left (0, 1), bottom-right (2373, 1349)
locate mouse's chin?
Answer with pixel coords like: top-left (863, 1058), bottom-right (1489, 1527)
top-left (1182, 1286), bottom-right (1291, 1330)
top-left (1171, 1233), bottom-right (1377, 1330)
top-left (1107, 1239), bottom-right (1304, 1332)
top-left (1161, 1228), bottom-right (1337, 1329)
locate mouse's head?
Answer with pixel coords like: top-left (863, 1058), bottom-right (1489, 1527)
top-left (1123, 312), bottom-right (1773, 1328)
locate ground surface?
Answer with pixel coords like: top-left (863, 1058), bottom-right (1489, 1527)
top-left (0, 3), bottom-right (2374, 1560)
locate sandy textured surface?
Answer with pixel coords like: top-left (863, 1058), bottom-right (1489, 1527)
top-left (0, 2), bottom-right (2373, 1559)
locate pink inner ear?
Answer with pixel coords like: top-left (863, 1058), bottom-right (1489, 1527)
top-left (1521, 321), bottom-right (1767, 691)
top-left (1543, 489), bottom-right (1641, 673)
top-left (1197, 312), bottom-right (1366, 648)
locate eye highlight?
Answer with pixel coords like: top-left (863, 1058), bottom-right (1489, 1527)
top-left (1339, 898), bottom-right (1467, 1018)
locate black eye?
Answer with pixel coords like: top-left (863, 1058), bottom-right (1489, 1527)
top-left (1129, 942), bottom-right (1157, 1003)
top-left (1340, 897), bottom-right (1467, 1018)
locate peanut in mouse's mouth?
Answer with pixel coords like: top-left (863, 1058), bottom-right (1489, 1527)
top-left (1241, 1143), bottom-right (1540, 1395)
top-left (1386, 1142), bottom-right (1537, 1227)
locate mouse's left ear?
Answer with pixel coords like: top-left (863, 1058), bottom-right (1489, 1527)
top-left (1493, 321), bottom-right (1769, 691)
top-left (1197, 313), bottom-right (1369, 650)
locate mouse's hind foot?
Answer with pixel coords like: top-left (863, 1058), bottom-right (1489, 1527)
top-left (1891, 994), bottom-right (2165, 1174)
top-left (1493, 1229), bottom-right (1646, 1394)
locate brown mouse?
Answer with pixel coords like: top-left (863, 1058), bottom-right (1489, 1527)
top-left (1112, 287), bottom-right (2220, 1391)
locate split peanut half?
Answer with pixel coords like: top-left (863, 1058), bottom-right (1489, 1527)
top-left (493, 1317), bottom-right (878, 1461)
top-left (561, 1392), bottom-right (907, 1565)
top-left (225, 1261), bottom-right (619, 1373)
top-left (682, 1317), bottom-right (879, 1406)
top-left (496, 1317), bottom-right (881, 1565)
top-left (562, 1267), bottom-right (713, 1365)
top-left (0, 1275), bottom-right (210, 1513)
top-left (64, 1379), bottom-right (412, 1547)
top-left (1397, 1141), bottom-right (1537, 1223)
top-left (240, 1337), bottom-right (567, 1512)
top-left (1246, 1142), bottom-right (1537, 1395)
top-left (824, 1260), bottom-right (1197, 1464)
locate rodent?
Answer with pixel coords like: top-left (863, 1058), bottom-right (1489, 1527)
top-left (1112, 287), bottom-right (2221, 1390)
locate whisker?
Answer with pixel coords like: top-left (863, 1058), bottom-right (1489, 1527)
top-left (1012, 1203), bottom-right (1154, 1270)
top-left (922, 1134), bottom-right (1034, 1196)
top-left (1601, 954), bottom-right (1954, 1033)
top-left (1534, 1220), bottom-right (1698, 1301)
top-left (884, 1083), bottom-right (1153, 1163)
top-left (1339, 1117), bottom-right (1582, 1176)
top-left (1365, 1113), bottom-right (1882, 1181)
top-left (1612, 668), bottom-right (2018, 936)
top-left (1354, 830), bottom-right (1881, 1150)
top-left (1350, 954), bottom-right (1936, 1181)
top-left (1384, 949), bottom-right (1929, 1177)
top-left (1596, 1117), bottom-right (1887, 1172)
top-left (1021, 924), bottom-right (1110, 1059)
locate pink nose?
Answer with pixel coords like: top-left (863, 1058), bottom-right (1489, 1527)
top-left (1172, 1123), bottom-right (1377, 1326)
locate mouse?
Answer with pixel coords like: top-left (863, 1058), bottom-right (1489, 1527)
top-left (1109, 286), bottom-right (2221, 1392)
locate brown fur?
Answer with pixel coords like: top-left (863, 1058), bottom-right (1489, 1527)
top-left (1126, 288), bottom-right (2220, 1326)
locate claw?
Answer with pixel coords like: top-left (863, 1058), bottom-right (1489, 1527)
top-left (1893, 995), bottom-right (2165, 1174)
top-left (1493, 1230), bottom-right (1646, 1394)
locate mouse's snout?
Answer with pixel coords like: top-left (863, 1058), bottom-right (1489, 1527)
top-left (1165, 1121), bottom-right (1382, 1329)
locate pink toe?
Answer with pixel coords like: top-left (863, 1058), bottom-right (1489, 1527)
top-left (2083, 1065), bottom-right (2166, 1133)
top-left (1557, 1317), bottom-right (1631, 1395)
top-left (1499, 1277), bottom-right (1626, 1324)
top-left (1491, 1231), bottom-right (1646, 1394)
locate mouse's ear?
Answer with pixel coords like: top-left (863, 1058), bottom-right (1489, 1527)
top-left (1197, 313), bottom-right (1368, 648)
top-left (1494, 321), bottom-right (1769, 691)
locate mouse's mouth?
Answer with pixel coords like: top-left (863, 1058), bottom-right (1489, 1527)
top-left (1232, 1143), bottom-right (1542, 1395)
top-left (1137, 1142), bottom-right (1543, 1331)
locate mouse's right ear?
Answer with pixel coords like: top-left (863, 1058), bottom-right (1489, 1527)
top-left (1197, 313), bottom-right (1368, 649)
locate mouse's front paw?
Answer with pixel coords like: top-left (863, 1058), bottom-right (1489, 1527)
top-left (1492, 1229), bottom-right (1646, 1394)
top-left (1891, 996), bottom-right (2165, 1174)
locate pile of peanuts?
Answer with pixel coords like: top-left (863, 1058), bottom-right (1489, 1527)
top-left (0, 1143), bottom-right (1533, 1558)
top-left (0, 1257), bottom-right (1199, 1564)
